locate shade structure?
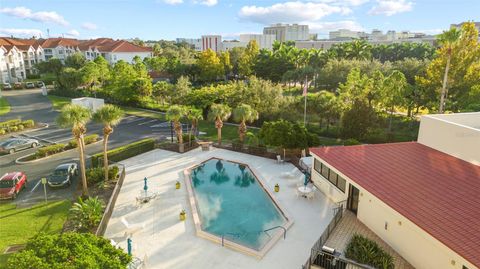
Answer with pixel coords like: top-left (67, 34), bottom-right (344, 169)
top-left (127, 238), bottom-right (132, 256)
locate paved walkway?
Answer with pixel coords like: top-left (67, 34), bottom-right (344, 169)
top-left (325, 211), bottom-right (414, 269)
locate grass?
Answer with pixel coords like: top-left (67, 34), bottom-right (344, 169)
top-left (121, 106), bottom-right (165, 120)
top-left (197, 120), bottom-right (258, 141)
top-left (0, 200), bottom-right (71, 267)
top-left (47, 95), bottom-right (71, 110)
top-left (0, 97), bottom-right (10, 116)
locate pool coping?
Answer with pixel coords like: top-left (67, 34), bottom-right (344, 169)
top-left (183, 156), bottom-right (294, 259)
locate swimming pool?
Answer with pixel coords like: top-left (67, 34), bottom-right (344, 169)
top-left (185, 158), bottom-right (290, 256)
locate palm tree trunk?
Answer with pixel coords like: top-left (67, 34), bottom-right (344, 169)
top-left (77, 136), bottom-right (88, 197)
top-left (217, 127), bottom-right (222, 145)
top-left (238, 121), bottom-right (247, 143)
top-left (439, 54), bottom-right (451, 113)
top-left (103, 134), bottom-right (109, 182)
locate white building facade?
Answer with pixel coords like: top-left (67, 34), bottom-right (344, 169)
top-left (201, 35), bottom-right (222, 52)
top-left (263, 24), bottom-right (309, 42)
top-left (239, 34), bottom-right (276, 49)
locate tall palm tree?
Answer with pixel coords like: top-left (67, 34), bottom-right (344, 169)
top-left (186, 107), bottom-right (203, 144)
top-left (437, 28), bottom-right (461, 113)
top-left (92, 104), bottom-right (124, 182)
top-left (208, 104), bottom-right (231, 145)
top-left (233, 104), bottom-right (258, 143)
top-left (166, 105), bottom-right (187, 145)
top-left (56, 104), bottom-right (92, 197)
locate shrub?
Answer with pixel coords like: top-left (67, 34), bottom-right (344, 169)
top-left (343, 138), bottom-right (361, 145)
top-left (0, 119), bottom-right (21, 128)
top-left (91, 138), bottom-right (155, 168)
top-left (345, 234), bottom-right (394, 269)
top-left (22, 120), bottom-right (35, 128)
top-left (17, 124), bottom-right (24, 130)
top-left (9, 126), bottom-right (18, 132)
top-left (68, 134), bottom-right (99, 149)
top-left (70, 196), bottom-right (104, 231)
top-left (86, 166), bottom-right (119, 184)
top-left (35, 144), bottom-right (65, 158)
top-left (0, 129), bottom-right (5, 135)
top-left (26, 74), bottom-right (41, 79)
top-left (6, 232), bottom-right (131, 269)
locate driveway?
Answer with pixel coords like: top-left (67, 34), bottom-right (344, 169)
top-left (0, 89), bottom-right (56, 124)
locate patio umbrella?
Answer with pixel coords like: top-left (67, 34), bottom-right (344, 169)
top-left (127, 238), bottom-right (132, 256)
top-left (303, 172), bottom-right (309, 187)
top-left (143, 177), bottom-right (148, 198)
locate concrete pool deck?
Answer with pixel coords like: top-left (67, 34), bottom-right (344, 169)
top-left (105, 147), bottom-right (336, 269)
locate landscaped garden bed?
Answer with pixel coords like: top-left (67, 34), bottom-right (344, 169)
top-left (0, 119), bottom-right (40, 136)
top-left (345, 234), bottom-right (395, 269)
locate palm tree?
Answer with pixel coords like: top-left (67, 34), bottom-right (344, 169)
top-left (233, 104), bottom-right (258, 143)
top-left (186, 107), bottom-right (203, 144)
top-left (437, 28), bottom-right (461, 113)
top-left (208, 104), bottom-right (231, 145)
top-left (56, 104), bottom-right (92, 196)
top-left (166, 105), bottom-right (187, 145)
top-left (93, 105), bottom-right (123, 182)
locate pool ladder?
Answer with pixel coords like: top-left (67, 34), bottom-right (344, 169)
top-left (221, 225), bottom-right (287, 247)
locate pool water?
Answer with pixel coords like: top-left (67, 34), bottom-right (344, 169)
top-left (190, 158), bottom-right (287, 250)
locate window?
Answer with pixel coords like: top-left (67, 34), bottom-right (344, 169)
top-left (314, 159), bottom-right (321, 174)
top-left (315, 158), bottom-right (346, 193)
top-left (337, 175), bottom-right (346, 192)
top-left (321, 163), bottom-right (329, 179)
top-left (328, 170), bottom-right (338, 185)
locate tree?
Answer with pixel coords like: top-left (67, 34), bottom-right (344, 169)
top-left (153, 81), bottom-right (173, 105)
top-left (93, 104), bottom-right (124, 182)
top-left (70, 196), bottom-right (104, 231)
top-left (233, 104), bottom-right (258, 143)
top-left (208, 104), bottom-right (231, 145)
top-left (93, 56), bottom-right (110, 86)
top-left (65, 52), bottom-right (87, 69)
top-left (219, 51), bottom-right (232, 80)
top-left (56, 104), bottom-right (92, 196)
top-left (36, 58), bottom-right (63, 77)
top-left (197, 49), bottom-right (224, 82)
top-left (80, 61), bottom-right (100, 90)
top-left (382, 71), bottom-right (407, 132)
top-left (174, 76), bottom-right (192, 100)
top-left (437, 28), bottom-right (461, 113)
top-left (186, 107), bottom-right (203, 143)
top-left (57, 67), bottom-right (82, 90)
top-left (238, 40), bottom-right (259, 77)
top-left (166, 105), bottom-right (187, 144)
top-left (341, 101), bottom-right (376, 140)
top-left (6, 232), bottom-right (131, 269)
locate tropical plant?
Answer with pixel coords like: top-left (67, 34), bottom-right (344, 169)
top-left (186, 107), bottom-right (203, 143)
top-left (166, 105), bottom-right (187, 144)
top-left (56, 104), bottom-right (92, 196)
top-left (345, 234), bottom-right (394, 269)
top-left (437, 28), bottom-right (461, 113)
top-left (208, 104), bottom-right (231, 145)
top-left (6, 232), bottom-right (131, 269)
top-left (93, 104), bottom-right (124, 182)
top-left (70, 196), bottom-right (104, 231)
top-left (233, 104), bottom-right (258, 143)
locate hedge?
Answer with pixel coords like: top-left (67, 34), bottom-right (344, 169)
top-left (345, 234), bottom-right (394, 269)
top-left (67, 134), bottom-right (99, 149)
top-left (86, 166), bottom-right (120, 184)
top-left (0, 119), bottom-right (35, 135)
top-left (22, 120), bottom-right (35, 128)
top-left (35, 144), bottom-right (66, 158)
top-left (0, 119), bottom-right (21, 128)
top-left (91, 138), bottom-right (155, 168)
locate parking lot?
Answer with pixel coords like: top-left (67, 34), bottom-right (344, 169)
top-left (0, 89), bottom-right (186, 205)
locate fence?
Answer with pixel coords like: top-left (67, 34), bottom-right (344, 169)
top-left (96, 164), bottom-right (126, 236)
top-left (212, 140), bottom-right (279, 160)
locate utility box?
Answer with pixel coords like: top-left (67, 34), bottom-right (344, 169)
top-left (71, 97), bottom-right (104, 112)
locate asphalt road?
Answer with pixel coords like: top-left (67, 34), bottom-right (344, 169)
top-left (0, 89), bottom-right (185, 205)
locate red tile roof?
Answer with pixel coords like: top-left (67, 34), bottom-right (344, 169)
top-left (310, 142), bottom-right (480, 267)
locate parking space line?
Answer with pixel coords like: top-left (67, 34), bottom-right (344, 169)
top-left (31, 180), bottom-right (42, 192)
top-left (138, 119), bottom-right (158, 126)
top-left (123, 117), bottom-right (145, 124)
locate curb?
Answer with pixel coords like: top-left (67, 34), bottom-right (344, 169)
top-left (15, 138), bottom-right (104, 164)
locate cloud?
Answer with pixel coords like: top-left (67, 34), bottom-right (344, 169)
top-left (239, 2), bottom-right (352, 24)
top-left (314, 0), bottom-right (369, 6)
top-left (308, 20), bottom-right (364, 33)
top-left (65, 29), bottom-right (80, 37)
top-left (368, 0), bottom-right (413, 16)
top-left (164, 0), bottom-right (183, 4)
top-left (81, 22), bottom-right (97, 30)
top-left (0, 28), bottom-right (43, 38)
top-left (194, 0), bottom-right (218, 6)
top-left (0, 6), bottom-right (69, 26)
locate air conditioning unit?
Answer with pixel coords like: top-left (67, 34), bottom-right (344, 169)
top-left (321, 245), bottom-right (335, 255)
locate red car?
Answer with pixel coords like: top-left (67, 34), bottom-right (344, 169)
top-left (0, 172), bottom-right (27, 200)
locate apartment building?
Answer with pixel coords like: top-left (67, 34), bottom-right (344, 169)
top-left (263, 23), bottom-right (309, 42)
top-left (309, 112), bottom-right (480, 269)
top-left (0, 37), bottom-right (46, 83)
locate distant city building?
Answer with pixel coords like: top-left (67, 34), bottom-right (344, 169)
top-left (263, 23), bottom-right (309, 42)
top-left (176, 38), bottom-right (202, 51)
top-left (239, 34), bottom-right (275, 49)
top-left (329, 29), bottom-right (363, 40)
top-left (201, 35), bottom-right (221, 52)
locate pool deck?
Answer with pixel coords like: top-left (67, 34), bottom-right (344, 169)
top-left (105, 147), bottom-right (336, 269)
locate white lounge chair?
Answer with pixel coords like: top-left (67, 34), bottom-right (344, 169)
top-left (276, 155), bottom-right (284, 164)
top-left (121, 217), bottom-right (146, 238)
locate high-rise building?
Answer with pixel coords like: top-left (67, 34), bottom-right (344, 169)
top-left (263, 24), bottom-right (309, 42)
top-left (201, 35), bottom-right (221, 52)
top-left (239, 34), bottom-right (276, 49)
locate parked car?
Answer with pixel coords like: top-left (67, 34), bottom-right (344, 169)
top-left (36, 81), bottom-right (45, 88)
top-left (2, 83), bottom-right (12, 90)
top-left (47, 163), bottom-right (78, 188)
top-left (25, 82), bottom-right (35, 89)
top-left (0, 138), bottom-right (40, 154)
top-left (0, 172), bottom-right (27, 200)
top-left (13, 82), bottom-right (23, 89)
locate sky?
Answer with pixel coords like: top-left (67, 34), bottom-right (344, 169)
top-left (0, 0), bottom-right (479, 40)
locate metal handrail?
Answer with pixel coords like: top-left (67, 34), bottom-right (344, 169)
top-left (221, 225), bottom-right (287, 247)
top-left (263, 225), bottom-right (287, 240)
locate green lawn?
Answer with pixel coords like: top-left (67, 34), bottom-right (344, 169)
top-left (197, 120), bottom-right (258, 141)
top-left (0, 97), bottom-right (10, 116)
top-left (0, 200), bottom-right (71, 267)
top-left (121, 106), bottom-right (165, 120)
top-left (47, 95), bottom-right (71, 110)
